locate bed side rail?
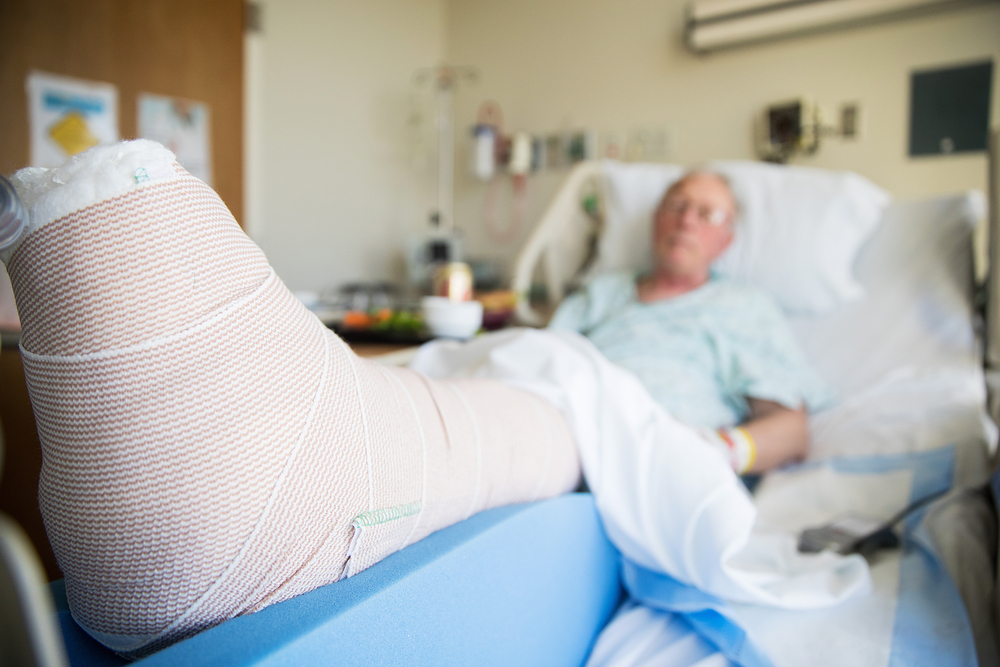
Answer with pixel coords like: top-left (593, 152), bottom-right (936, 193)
top-left (512, 161), bottom-right (603, 326)
top-left (986, 128), bottom-right (1000, 370)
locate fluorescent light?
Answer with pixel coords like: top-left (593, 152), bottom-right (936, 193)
top-left (687, 0), bottom-right (979, 52)
top-left (691, 0), bottom-right (815, 22)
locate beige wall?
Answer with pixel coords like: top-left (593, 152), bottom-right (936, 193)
top-left (447, 0), bottom-right (1000, 275)
top-left (247, 0), bottom-right (999, 291)
top-left (248, 0), bottom-right (445, 292)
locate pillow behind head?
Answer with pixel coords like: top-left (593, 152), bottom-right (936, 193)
top-left (591, 159), bottom-right (891, 315)
top-left (789, 191), bottom-right (984, 397)
top-left (589, 160), bottom-right (685, 276)
top-left (709, 160), bottom-right (891, 315)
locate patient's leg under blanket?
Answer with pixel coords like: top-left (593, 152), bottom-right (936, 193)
top-left (3, 141), bottom-right (580, 657)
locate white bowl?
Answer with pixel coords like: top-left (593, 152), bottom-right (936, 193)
top-left (421, 297), bottom-right (483, 340)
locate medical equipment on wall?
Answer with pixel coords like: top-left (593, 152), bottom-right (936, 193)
top-left (509, 132), bottom-right (533, 176)
top-left (756, 97), bottom-right (820, 163)
top-left (470, 101), bottom-right (538, 244)
top-left (472, 125), bottom-right (496, 180)
top-left (756, 96), bottom-right (863, 163)
top-left (470, 100), bottom-right (502, 181)
top-left (486, 131), bottom-right (533, 243)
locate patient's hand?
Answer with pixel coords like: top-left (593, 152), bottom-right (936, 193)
top-left (741, 398), bottom-right (809, 473)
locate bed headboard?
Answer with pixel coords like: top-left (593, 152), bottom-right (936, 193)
top-left (512, 161), bottom-right (605, 326)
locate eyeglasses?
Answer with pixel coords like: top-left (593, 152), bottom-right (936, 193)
top-left (660, 198), bottom-right (732, 227)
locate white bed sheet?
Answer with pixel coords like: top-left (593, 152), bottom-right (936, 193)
top-left (737, 465), bottom-right (914, 667)
top-left (731, 447), bottom-right (977, 667)
top-left (586, 445), bottom-right (977, 667)
top-left (734, 192), bottom-right (994, 666)
top-left (411, 328), bottom-right (870, 612)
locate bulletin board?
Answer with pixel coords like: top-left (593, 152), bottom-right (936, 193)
top-left (0, 0), bottom-right (244, 582)
top-left (0, 0), bottom-right (244, 223)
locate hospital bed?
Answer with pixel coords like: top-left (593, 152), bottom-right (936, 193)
top-left (8, 131), bottom-right (1000, 667)
top-left (507, 131), bottom-right (1000, 666)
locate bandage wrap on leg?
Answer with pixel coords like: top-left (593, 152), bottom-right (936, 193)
top-left (5, 141), bottom-right (580, 657)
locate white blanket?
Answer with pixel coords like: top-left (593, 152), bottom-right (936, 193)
top-left (586, 446), bottom-right (976, 667)
top-left (410, 328), bottom-right (870, 609)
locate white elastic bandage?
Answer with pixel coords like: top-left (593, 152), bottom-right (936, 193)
top-left (5, 140), bottom-right (581, 658)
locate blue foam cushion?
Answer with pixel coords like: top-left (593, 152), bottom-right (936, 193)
top-left (54, 493), bottom-right (623, 667)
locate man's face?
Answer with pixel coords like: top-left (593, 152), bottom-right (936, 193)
top-left (652, 173), bottom-right (736, 279)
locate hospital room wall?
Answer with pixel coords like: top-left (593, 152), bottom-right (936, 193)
top-left (445, 0), bottom-right (1000, 275)
top-left (245, 0), bottom-right (445, 293)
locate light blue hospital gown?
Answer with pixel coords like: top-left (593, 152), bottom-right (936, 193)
top-left (548, 271), bottom-right (833, 428)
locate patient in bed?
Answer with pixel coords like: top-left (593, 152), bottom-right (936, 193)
top-left (549, 172), bottom-right (832, 473)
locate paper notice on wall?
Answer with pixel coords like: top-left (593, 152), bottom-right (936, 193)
top-left (26, 71), bottom-right (119, 168)
top-left (137, 93), bottom-right (212, 186)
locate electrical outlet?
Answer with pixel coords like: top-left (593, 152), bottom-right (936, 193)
top-left (600, 132), bottom-right (623, 160)
top-left (626, 128), bottom-right (670, 161)
top-left (840, 102), bottom-right (861, 139)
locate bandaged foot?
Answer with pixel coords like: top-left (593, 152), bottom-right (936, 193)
top-left (3, 141), bottom-right (580, 657)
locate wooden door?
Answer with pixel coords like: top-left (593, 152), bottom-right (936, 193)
top-left (0, 0), bottom-right (244, 581)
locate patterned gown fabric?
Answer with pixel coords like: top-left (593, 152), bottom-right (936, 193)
top-left (5, 142), bottom-right (580, 657)
top-left (548, 271), bottom-right (833, 428)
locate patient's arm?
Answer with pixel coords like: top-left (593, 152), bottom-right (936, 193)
top-left (741, 398), bottom-right (809, 473)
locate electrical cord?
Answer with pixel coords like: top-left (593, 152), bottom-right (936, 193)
top-left (798, 487), bottom-right (951, 556)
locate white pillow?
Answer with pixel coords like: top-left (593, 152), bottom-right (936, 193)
top-left (794, 192), bottom-right (992, 460)
top-left (710, 160), bottom-right (892, 314)
top-left (591, 161), bottom-right (684, 276)
top-left (591, 160), bottom-right (892, 315)
top-left (790, 191), bottom-right (984, 397)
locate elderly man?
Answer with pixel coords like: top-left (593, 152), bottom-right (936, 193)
top-left (549, 171), bottom-right (831, 474)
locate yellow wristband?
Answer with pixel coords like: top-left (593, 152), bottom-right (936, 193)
top-left (735, 426), bottom-right (757, 473)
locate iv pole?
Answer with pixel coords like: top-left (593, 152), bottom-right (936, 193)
top-left (414, 65), bottom-right (477, 234)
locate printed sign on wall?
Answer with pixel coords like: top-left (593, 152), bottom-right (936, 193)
top-left (138, 93), bottom-right (212, 186)
top-left (26, 71), bottom-right (119, 167)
